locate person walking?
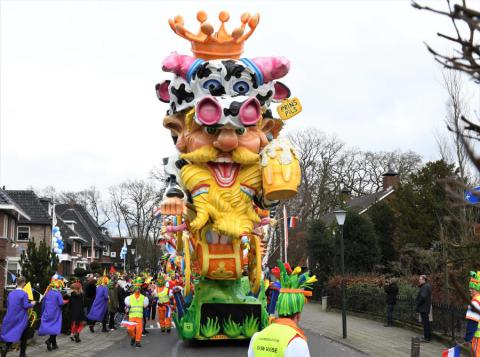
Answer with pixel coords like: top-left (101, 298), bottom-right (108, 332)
top-left (87, 276), bottom-right (109, 333)
top-left (124, 278), bottom-right (149, 348)
top-left (108, 281), bottom-right (119, 331)
top-left (415, 274), bottom-right (432, 342)
top-left (0, 277), bottom-right (36, 357)
top-left (156, 275), bottom-right (172, 333)
top-left (67, 282), bottom-right (86, 343)
top-left (39, 280), bottom-right (65, 351)
top-left (384, 277), bottom-right (399, 327)
top-left (464, 271), bottom-right (480, 356)
top-left (248, 263), bottom-right (316, 357)
top-left (84, 276), bottom-right (96, 328)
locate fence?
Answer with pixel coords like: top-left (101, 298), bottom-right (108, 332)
top-left (322, 287), bottom-right (467, 341)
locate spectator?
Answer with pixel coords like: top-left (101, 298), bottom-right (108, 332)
top-left (84, 276), bottom-right (96, 327)
top-left (384, 277), bottom-right (399, 327)
top-left (415, 274), bottom-right (432, 342)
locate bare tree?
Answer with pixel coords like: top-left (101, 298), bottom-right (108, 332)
top-left (109, 179), bottom-right (165, 270)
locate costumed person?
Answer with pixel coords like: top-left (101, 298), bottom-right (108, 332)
top-left (0, 277), bottom-right (36, 357)
top-left (84, 275), bottom-right (96, 327)
top-left (39, 279), bottom-right (65, 351)
top-left (67, 281), bottom-right (86, 343)
top-left (108, 280), bottom-right (119, 331)
top-left (267, 267), bottom-right (281, 316)
top-left (87, 275), bottom-right (109, 333)
top-left (156, 275), bottom-right (172, 333)
top-left (465, 271), bottom-right (480, 355)
top-left (124, 278), bottom-right (149, 348)
top-left (248, 262), bottom-right (316, 357)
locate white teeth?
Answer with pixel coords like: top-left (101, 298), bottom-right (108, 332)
top-left (214, 157), bottom-right (233, 163)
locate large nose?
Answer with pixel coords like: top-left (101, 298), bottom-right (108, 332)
top-left (213, 129), bottom-right (239, 152)
top-left (196, 96), bottom-right (222, 125)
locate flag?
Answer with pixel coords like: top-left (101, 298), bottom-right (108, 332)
top-left (109, 266), bottom-right (117, 274)
top-left (287, 216), bottom-right (298, 229)
top-left (23, 282), bottom-right (34, 301)
top-left (120, 320), bottom-right (138, 328)
top-left (153, 206), bottom-right (162, 218)
top-left (442, 346), bottom-right (461, 357)
top-left (8, 272), bottom-right (16, 283)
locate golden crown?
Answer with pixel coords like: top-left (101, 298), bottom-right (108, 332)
top-left (168, 10), bottom-right (260, 60)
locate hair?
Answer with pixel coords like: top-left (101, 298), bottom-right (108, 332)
top-left (16, 277), bottom-right (26, 286)
top-left (419, 275), bottom-right (427, 281)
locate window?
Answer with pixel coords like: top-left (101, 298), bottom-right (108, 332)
top-left (102, 245), bottom-right (110, 256)
top-left (86, 249), bottom-right (100, 259)
top-left (10, 222), bottom-right (14, 241)
top-left (3, 216), bottom-right (7, 238)
top-left (6, 261), bottom-right (20, 285)
top-left (110, 252), bottom-right (116, 258)
top-left (17, 227), bottom-right (30, 241)
top-left (73, 241), bottom-right (82, 254)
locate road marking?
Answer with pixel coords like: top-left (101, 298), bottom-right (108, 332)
top-left (171, 339), bottom-right (182, 357)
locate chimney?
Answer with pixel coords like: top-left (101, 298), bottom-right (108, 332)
top-left (382, 168), bottom-right (399, 190)
top-left (340, 187), bottom-right (352, 203)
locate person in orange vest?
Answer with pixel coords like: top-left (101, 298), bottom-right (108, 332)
top-left (248, 261), bottom-right (316, 357)
top-left (155, 275), bottom-right (172, 333)
top-left (124, 278), bottom-right (149, 348)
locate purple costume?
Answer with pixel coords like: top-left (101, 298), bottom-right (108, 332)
top-left (0, 289), bottom-right (33, 343)
top-left (86, 285), bottom-right (108, 321)
top-left (38, 290), bottom-right (64, 336)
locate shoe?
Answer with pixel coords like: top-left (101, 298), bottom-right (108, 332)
top-left (74, 333), bottom-right (81, 343)
top-left (130, 338), bottom-right (135, 346)
top-left (161, 328), bottom-right (165, 333)
top-left (70, 336), bottom-right (75, 342)
top-left (45, 340), bottom-right (52, 351)
top-left (52, 343), bottom-right (58, 350)
top-left (167, 328), bottom-right (171, 333)
top-left (144, 330), bottom-right (149, 334)
top-left (420, 338), bottom-right (431, 343)
top-left (1, 347), bottom-right (7, 357)
top-left (89, 325), bottom-right (95, 333)
top-left (135, 342), bottom-right (142, 348)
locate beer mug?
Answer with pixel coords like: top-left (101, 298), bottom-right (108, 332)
top-left (260, 138), bottom-right (301, 201)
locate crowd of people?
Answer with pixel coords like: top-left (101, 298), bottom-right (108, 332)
top-left (0, 269), bottom-right (183, 356)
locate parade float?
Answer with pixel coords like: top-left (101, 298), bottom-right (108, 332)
top-left (155, 10), bottom-right (302, 340)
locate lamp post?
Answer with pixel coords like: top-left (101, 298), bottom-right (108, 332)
top-left (124, 238), bottom-right (133, 273)
top-left (334, 209), bottom-right (347, 339)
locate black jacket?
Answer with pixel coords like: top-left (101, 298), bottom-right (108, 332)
top-left (384, 282), bottom-right (399, 305)
top-left (415, 282), bottom-right (432, 313)
top-left (68, 291), bottom-right (86, 323)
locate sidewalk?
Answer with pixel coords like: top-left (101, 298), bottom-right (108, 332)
top-left (26, 324), bottom-right (126, 357)
top-left (299, 303), bottom-right (464, 357)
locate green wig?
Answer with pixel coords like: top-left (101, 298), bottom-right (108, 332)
top-left (470, 271), bottom-right (480, 291)
top-left (276, 260), bottom-right (317, 317)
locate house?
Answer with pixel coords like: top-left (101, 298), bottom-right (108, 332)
top-left (4, 191), bottom-right (53, 280)
top-left (320, 170), bottom-right (399, 226)
top-left (55, 204), bottom-right (112, 275)
top-left (109, 236), bottom-right (136, 272)
top-left (0, 190), bottom-right (31, 306)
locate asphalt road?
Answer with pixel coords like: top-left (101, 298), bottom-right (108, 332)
top-left (99, 326), bottom-right (365, 357)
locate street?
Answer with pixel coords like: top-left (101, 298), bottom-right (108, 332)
top-left (99, 326), bottom-right (363, 357)
top-left (27, 321), bottom-right (363, 357)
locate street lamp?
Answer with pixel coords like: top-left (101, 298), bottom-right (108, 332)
top-left (334, 209), bottom-right (347, 339)
top-left (126, 238), bottom-right (133, 246)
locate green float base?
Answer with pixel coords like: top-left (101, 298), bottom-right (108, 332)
top-left (174, 278), bottom-right (269, 340)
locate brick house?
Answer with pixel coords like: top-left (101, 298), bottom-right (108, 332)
top-left (0, 191), bottom-right (30, 306)
top-left (4, 191), bottom-right (53, 283)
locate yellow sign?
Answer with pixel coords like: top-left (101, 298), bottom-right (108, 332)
top-left (276, 97), bottom-right (302, 120)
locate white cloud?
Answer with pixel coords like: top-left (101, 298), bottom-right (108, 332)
top-left (1, 0), bottom-right (478, 192)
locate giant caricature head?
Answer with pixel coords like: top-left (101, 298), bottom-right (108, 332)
top-left (157, 11), bottom-right (292, 238)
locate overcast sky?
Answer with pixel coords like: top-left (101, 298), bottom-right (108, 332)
top-left (1, 0), bottom-right (479, 193)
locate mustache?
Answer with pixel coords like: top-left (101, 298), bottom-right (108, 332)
top-left (180, 146), bottom-right (259, 165)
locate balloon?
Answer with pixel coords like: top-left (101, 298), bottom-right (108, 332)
top-left (52, 227), bottom-right (59, 233)
top-left (54, 231), bottom-right (61, 238)
top-left (53, 242), bottom-right (59, 248)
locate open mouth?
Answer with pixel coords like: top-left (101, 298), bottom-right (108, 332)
top-left (207, 157), bottom-right (240, 188)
